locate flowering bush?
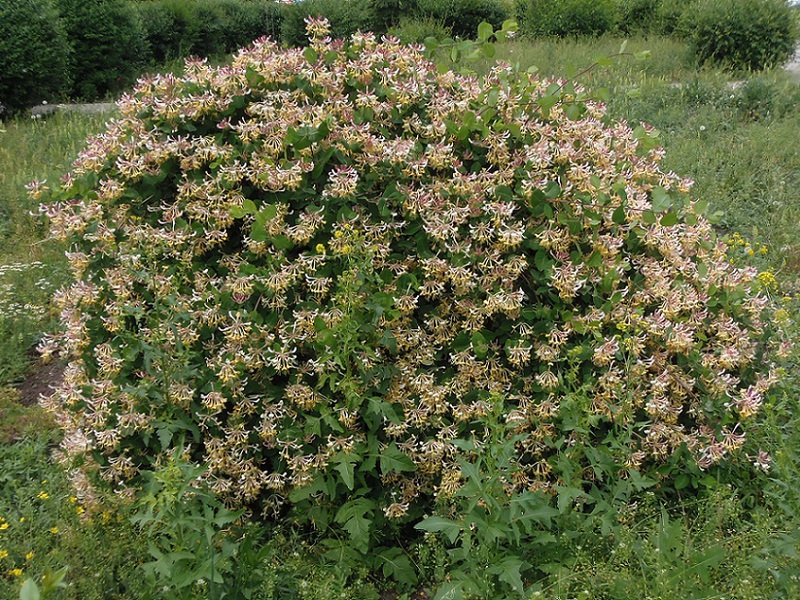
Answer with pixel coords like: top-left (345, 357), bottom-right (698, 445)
top-left (38, 19), bottom-right (778, 560)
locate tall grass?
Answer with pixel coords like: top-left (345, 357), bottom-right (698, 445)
top-left (0, 111), bottom-right (111, 385)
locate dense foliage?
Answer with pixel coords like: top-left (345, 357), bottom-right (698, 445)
top-left (56, 0), bottom-right (149, 101)
top-left (133, 0), bottom-right (284, 64)
top-left (37, 19), bottom-right (781, 584)
top-left (280, 0), bottom-right (378, 47)
top-left (0, 0), bottom-right (71, 116)
top-left (687, 0), bottom-right (796, 71)
top-left (516, 0), bottom-right (617, 38)
top-left (411, 0), bottom-right (508, 40)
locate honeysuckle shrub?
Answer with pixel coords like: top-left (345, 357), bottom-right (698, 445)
top-left (38, 19), bottom-right (780, 566)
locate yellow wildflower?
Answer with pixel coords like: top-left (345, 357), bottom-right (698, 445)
top-left (9, 568), bottom-right (23, 577)
top-left (49, 527), bottom-right (59, 535)
top-left (37, 491), bottom-right (49, 500)
top-left (25, 552), bottom-right (34, 561)
top-left (0, 523), bottom-right (8, 531)
top-left (0, 549), bottom-right (8, 560)
top-left (315, 243), bottom-right (325, 253)
top-left (69, 496), bottom-right (77, 504)
top-left (75, 506), bottom-right (84, 515)
top-left (757, 271), bottom-right (778, 290)
top-left (18, 517), bottom-right (25, 523)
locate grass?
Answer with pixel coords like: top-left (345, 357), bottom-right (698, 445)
top-left (0, 34), bottom-right (799, 599)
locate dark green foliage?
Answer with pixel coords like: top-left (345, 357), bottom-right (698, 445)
top-left (687, 0), bottom-right (796, 71)
top-left (56, 0), bottom-right (150, 101)
top-left (389, 16), bottom-right (453, 44)
top-left (371, 0), bottom-right (420, 33)
top-left (135, 0), bottom-right (200, 63)
top-left (516, 0), bottom-right (616, 38)
top-left (652, 0), bottom-right (695, 35)
top-left (614, 0), bottom-right (662, 34)
top-left (0, 0), bottom-right (71, 115)
top-left (216, 0), bottom-right (285, 50)
top-left (135, 0), bottom-right (284, 64)
top-left (411, 0), bottom-right (509, 39)
top-left (280, 0), bottom-right (379, 47)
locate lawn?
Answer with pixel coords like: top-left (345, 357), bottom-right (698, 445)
top-left (1, 33), bottom-right (799, 599)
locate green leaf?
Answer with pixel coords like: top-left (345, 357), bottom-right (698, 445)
top-left (544, 181), bottom-right (561, 199)
top-left (496, 557), bottom-right (526, 595)
top-left (380, 443), bottom-right (417, 474)
top-left (642, 210), bottom-right (657, 225)
top-left (424, 36), bottom-right (439, 53)
top-left (230, 199), bottom-right (257, 218)
top-left (477, 21), bottom-right (494, 42)
top-left (415, 515), bottom-right (462, 544)
top-left (303, 47), bottom-right (318, 64)
top-left (612, 205), bottom-right (626, 224)
top-left (434, 580), bottom-right (465, 600)
top-left (343, 513), bottom-right (371, 553)
top-left (651, 186), bottom-right (671, 212)
top-left (693, 198), bottom-right (708, 214)
top-left (471, 331), bottom-right (489, 359)
top-left (20, 580), bottom-right (41, 600)
top-left (334, 455), bottom-right (357, 490)
top-left (595, 54), bottom-right (614, 68)
top-left (660, 213), bottom-right (678, 227)
top-left (335, 499), bottom-right (374, 553)
top-left (378, 548), bottom-right (418, 585)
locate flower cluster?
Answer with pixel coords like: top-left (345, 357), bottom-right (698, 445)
top-left (39, 20), bottom-right (779, 523)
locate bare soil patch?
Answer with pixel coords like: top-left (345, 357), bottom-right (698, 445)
top-left (16, 358), bottom-right (64, 406)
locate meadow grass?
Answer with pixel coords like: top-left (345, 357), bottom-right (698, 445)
top-left (0, 35), bottom-right (799, 599)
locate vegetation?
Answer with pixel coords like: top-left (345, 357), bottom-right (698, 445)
top-left (0, 0), bottom-right (72, 115)
top-left (0, 13), bottom-right (799, 600)
top-left (687, 0), bottom-right (796, 71)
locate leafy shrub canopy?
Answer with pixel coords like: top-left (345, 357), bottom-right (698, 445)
top-left (516, 0), bottom-right (616, 38)
top-left (687, 0), bottom-right (796, 71)
top-left (0, 0), bottom-right (71, 115)
top-left (56, 0), bottom-right (150, 101)
top-left (40, 20), bottom-right (777, 554)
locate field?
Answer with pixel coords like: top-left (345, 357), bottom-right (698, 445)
top-left (1, 33), bottom-right (800, 599)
